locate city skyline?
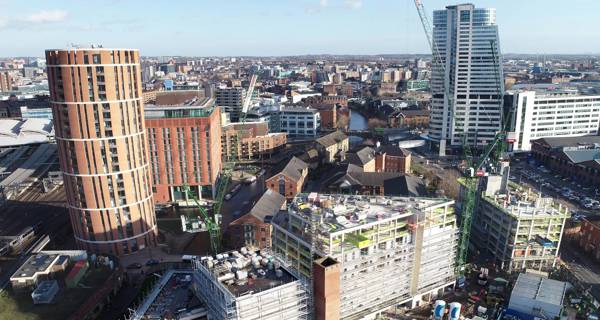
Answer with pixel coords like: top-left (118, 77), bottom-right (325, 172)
top-left (1, 0), bottom-right (600, 57)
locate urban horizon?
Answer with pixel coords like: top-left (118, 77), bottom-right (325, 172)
top-left (1, 1), bottom-right (600, 320)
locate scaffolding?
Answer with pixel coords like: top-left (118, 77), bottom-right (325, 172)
top-left (472, 182), bottom-right (569, 272)
top-left (192, 248), bottom-right (310, 320)
top-left (271, 194), bottom-right (459, 319)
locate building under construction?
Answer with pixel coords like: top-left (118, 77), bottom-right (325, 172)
top-left (192, 248), bottom-right (310, 320)
top-left (271, 193), bottom-right (458, 319)
top-left (470, 176), bottom-right (568, 272)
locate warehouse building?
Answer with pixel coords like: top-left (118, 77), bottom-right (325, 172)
top-left (530, 136), bottom-right (600, 187)
top-left (507, 272), bottom-right (567, 320)
top-left (271, 193), bottom-right (458, 319)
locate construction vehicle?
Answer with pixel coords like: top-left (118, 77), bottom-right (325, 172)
top-left (413, 0), bottom-right (513, 280)
top-left (180, 74), bottom-right (258, 254)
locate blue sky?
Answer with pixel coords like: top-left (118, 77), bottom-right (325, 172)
top-left (1, 0), bottom-right (599, 57)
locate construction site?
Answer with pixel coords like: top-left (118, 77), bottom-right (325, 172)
top-left (271, 193), bottom-right (458, 319)
top-left (191, 248), bottom-right (310, 320)
top-left (470, 174), bottom-right (569, 272)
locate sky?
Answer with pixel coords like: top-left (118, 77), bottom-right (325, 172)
top-left (1, 0), bottom-right (599, 57)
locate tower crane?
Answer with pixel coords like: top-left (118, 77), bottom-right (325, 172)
top-left (413, 1), bottom-right (512, 279)
top-left (181, 73), bottom-right (258, 254)
top-left (414, 0), bottom-right (453, 155)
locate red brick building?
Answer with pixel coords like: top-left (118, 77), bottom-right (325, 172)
top-left (375, 145), bottom-right (412, 174)
top-left (579, 217), bottom-right (600, 260)
top-left (302, 95), bottom-right (348, 108)
top-left (322, 84), bottom-right (353, 98)
top-left (313, 257), bottom-right (341, 320)
top-left (531, 137), bottom-right (600, 187)
top-left (145, 104), bottom-right (222, 203)
top-left (221, 121), bottom-right (286, 161)
top-left (47, 48), bottom-right (157, 255)
top-left (315, 105), bottom-right (337, 129)
top-left (388, 109), bottom-right (430, 129)
top-left (266, 157), bottom-right (308, 199)
top-left (228, 189), bottom-right (286, 249)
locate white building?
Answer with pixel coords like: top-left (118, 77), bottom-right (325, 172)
top-left (508, 273), bottom-right (567, 320)
top-left (279, 107), bottom-right (320, 137)
top-left (272, 193), bottom-right (458, 319)
top-left (507, 89), bottom-right (600, 151)
top-left (430, 4), bottom-right (504, 155)
top-left (192, 249), bottom-right (309, 320)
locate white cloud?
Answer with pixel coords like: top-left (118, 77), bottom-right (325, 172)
top-left (345, 0), bottom-right (363, 9)
top-left (22, 10), bottom-right (68, 24)
top-left (319, 0), bottom-right (329, 7)
top-left (0, 9), bottom-right (68, 30)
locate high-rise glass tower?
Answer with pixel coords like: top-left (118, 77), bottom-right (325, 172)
top-left (46, 48), bottom-right (157, 255)
top-left (430, 4), bottom-right (504, 155)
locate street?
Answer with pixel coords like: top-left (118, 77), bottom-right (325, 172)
top-left (561, 241), bottom-right (600, 297)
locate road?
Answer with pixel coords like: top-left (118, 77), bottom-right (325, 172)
top-left (561, 241), bottom-right (600, 294)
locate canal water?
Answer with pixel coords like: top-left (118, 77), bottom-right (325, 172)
top-left (349, 109), bottom-right (368, 145)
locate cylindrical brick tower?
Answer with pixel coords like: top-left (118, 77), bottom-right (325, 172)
top-left (46, 48), bottom-right (157, 255)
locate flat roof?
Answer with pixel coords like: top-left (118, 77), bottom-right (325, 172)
top-left (285, 193), bottom-right (452, 234)
top-left (199, 249), bottom-right (298, 298)
top-left (45, 48), bottom-right (138, 51)
top-left (511, 273), bottom-right (566, 307)
top-left (0, 118), bottom-right (54, 147)
top-left (11, 253), bottom-right (60, 280)
top-left (482, 183), bottom-right (569, 218)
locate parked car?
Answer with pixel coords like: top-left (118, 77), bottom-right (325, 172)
top-left (127, 263), bottom-right (143, 269)
top-left (146, 259), bottom-right (160, 266)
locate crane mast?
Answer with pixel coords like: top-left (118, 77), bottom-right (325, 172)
top-left (181, 74), bottom-right (258, 254)
top-left (413, 0), bottom-right (452, 156)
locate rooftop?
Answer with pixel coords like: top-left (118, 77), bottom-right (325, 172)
top-left (511, 273), bottom-right (566, 307)
top-left (332, 172), bottom-right (426, 197)
top-left (510, 82), bottom-right (600, 97)
top-left (145, 103), bottom-right (216, 119)
top-left (280, 106), bottom-right (318, 114)
top-left (276, 156), bottom-right (308, 181)
top-left (284, 193), bottom-right (452, 234)
top-left (10, 253), bottom-right (60, 280)
top-left (347, 146), bottom-right (375, 166)
top-left (316, 131), bottom-right (348, 148)
top-left (198, 248), bottom-right (298, 297)
top-left (482, 182), bottom-right (569, 218)
top-left (533, 135), bottom-right (600, 149)
top-left (248, 189), bottom-right (286, 222)
top-left (0, 118), bottom-right (54, 147)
